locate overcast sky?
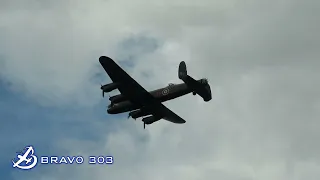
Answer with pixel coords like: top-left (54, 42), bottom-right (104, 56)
top-left (1, 0), bottom-right (320, 179)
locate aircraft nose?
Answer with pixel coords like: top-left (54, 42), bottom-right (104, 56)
top-left (107, 107), bottom-right (116, 114)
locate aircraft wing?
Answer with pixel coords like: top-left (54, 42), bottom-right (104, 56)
top-left (160, 105), bottom-right (186, 124)
top-left (99, 56), bottom-right (186, 124)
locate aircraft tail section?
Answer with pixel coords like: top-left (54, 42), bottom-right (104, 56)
top-left (178, 61), bottom-right (212, 102)
top-left (178, 61), bottom-right (187, 81)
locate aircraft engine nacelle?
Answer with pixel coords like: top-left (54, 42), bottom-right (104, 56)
top-left (109, 94), bottom-right (126, 104)
top-left (101, 82), bottom-right (119, 97)
top-left (142, 115), bottom-right (161, 125)
top-left (142, 115), bottom-right (160, 129)
top-left (129, 109), bottom-right (151, 119)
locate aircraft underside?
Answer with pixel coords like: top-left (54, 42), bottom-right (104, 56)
top-left (99, 56), bottom-right (212, 129)
top-left (107, 84), bottom-right (192, 114)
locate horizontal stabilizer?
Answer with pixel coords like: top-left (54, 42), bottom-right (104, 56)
top-left (177, 61), bottom-right (212, 102)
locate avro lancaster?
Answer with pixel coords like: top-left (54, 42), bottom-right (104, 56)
top-left (99, 56), bottom-right (212, 129)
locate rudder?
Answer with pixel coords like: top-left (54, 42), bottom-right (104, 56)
top-left (178, 61), bottom-right (187, 80)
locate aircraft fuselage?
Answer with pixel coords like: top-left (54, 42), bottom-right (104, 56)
top-left (107, 82), bottom-right (195, 114)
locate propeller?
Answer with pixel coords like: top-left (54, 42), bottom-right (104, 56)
top-left (101, 84), bottom-right (111, 98)
top-left (101, 84), bottom-right (104, 97)
top-left (128, 112), bottom-right (137, 120)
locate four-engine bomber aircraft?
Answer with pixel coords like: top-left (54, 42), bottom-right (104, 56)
top-left (99, 56), bottom-right (212, 129)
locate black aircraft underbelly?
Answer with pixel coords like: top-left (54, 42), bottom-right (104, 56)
top-left (99, 56), bottom-right (212, 129)
top-left (107, 83), bottom-right (192, 114)
top-left (107, 100), bottom-right (138, 114)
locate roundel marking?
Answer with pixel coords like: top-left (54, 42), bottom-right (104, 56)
top-left (162, 88), bottom-right (170, 95)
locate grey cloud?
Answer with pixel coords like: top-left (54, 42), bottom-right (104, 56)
top-left (2, 0), bottom-right (320, 179)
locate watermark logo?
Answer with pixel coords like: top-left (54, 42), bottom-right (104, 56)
top-left (12, 145), bottom-right (113, 170)
top-left (12, 146), bottom-right (38, 170)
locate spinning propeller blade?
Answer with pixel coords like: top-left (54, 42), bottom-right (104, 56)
top-left (101, 84), bottom-right (105, 97)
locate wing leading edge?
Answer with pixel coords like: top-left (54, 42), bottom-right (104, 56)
top-left (99, 56), bottom-right (186, 124)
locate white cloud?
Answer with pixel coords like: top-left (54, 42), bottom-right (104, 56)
top-left (2, 0), bottom-right (320, 179)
